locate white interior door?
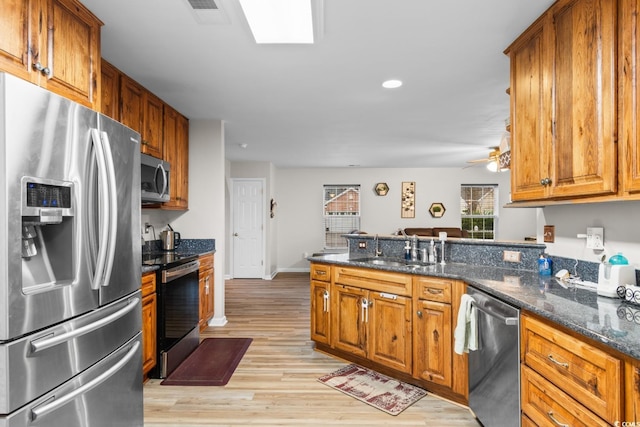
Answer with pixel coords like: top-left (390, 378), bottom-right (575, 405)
top-left (232, 179), bottom-right (264, 278)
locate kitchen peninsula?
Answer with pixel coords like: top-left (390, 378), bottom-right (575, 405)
top-left (308, 234), bottom-right (640, 425)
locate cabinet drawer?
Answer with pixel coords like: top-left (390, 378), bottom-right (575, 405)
top-left (521, 314), bottom-right (622, 423)
top-left (310, 263), bottom-right (331, 282)
top-left (334, 266), bottom-right (411, 296)
top-left (141, 272), bottom-right (156, 297)
top-left (199, 253), bottom-right (214, 272)
top-left (414, 276), bottom-right (452, 303)
top-left (522, 366), bottom-right (608, 427)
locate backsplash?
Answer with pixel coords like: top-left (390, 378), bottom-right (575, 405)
top-left (143, 238), bottom-right (215, 254)
top-left (344, 234), bottom-right (631, 283)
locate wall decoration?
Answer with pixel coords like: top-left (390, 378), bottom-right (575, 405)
top-left (429, 202), bottom-right (446, 218)
top-left (374, 182), bottom-right (389, 196)
top-left (401, 182), bottom-right (415, 218)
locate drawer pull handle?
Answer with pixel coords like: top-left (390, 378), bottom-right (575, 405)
top-left (316, 270), bottom-right (326, 275)
top-left (379, 292), bottom-right (397, 300)
top-left (548, 354), bottom-right (569, 369)
top-left (547, 411), bottom-right (569, 427)
top-left (426, 288), bottom-right (443, 294)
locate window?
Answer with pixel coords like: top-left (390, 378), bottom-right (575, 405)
top-left (323, 184), bottom-right (361, 249)
top-left (460, 184), bottom-right (498, 240)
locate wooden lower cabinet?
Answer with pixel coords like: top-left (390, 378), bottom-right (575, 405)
top-left (310, 279), bottom-right (331, 345)
top-left (331, 283), bottom-right (412, 373)
top-left (626, 358), bottom-right (640, 421)
top-left (311, 263), bottom-right (467, 402)
top-left (413, 299), bottom-right (451, 386)
top-left (198, 253), bottom-right (214, 330)
top-left (412, 276), bottom-right (467, 398)
top-left (141, 272), bottom-right (157, 378)
top-left (522, 366), bottom-right (609, 427)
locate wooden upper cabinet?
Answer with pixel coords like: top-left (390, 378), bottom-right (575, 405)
top-left (620, 0), bottom-right (640, 194)
top-left (162, 105), bottom-right (189, 209)
top-left (120, 74), bottom-right (144, 137)
top-left (142, 91), bottom-right (164, 158)
top-left (0, 0), bottom-right (102, 108)
top-left (507, 17), bottom-right (550, 201)
top-left (507, 0), bottom-right (617, 202)
top-left (100, 59), bottom-right (120, 120)
top-left (0, 0), bottom-right (33, 81)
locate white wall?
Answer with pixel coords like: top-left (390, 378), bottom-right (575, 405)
top-left (274, 167), bottom-right (537, 271)
top-left (538, 201), bottom-right (640, 268)
top-left (144, 119), bottom-right (227, 326)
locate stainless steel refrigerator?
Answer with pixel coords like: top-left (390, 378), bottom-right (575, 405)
top-left (0, 72), bottom-right (143, 426)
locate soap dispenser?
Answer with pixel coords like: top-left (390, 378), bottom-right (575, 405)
top-left (404, 241), bottom-right (411, 260)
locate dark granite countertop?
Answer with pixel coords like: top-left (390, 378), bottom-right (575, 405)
top-left (309, 253), bottom-right (640, 361)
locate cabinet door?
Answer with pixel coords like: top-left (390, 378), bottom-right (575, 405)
top-left (413, 299), bottom-right (452, 387)
top-left (176, 113), bottom-right (189, 207)
top-left (331, 284), bottom-right (367, 358)
top-left (368, 292), bottom-right (412, 374)
top-left (0, 0), bottom-right (35, 81)
top-left (100, 59), bottom-right (120, 120)
top-left (43, 0), bottom-right (101, 108)
top-left (142, 91), bottom-right (163, 158)
top-left (546, 0), bottom-right (617, 199)
top-left (310, 280), bottom-right (331, 345)
top-left (626, 359), bottom-right (640, 422)
top-left (508, 16), bottom-right (551, 201)
top-left (120, 74), bottom-right (144, 138)
top-left (141, 292), bottom-right (157, 376)
top-left (620, 0), bottom-right (640, 194)
top-left (162, 106), bottom-right (189, 209)
top-left (204, 268), bottom-right (214, 323)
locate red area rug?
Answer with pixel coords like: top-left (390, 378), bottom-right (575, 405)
top-left (317, 364), bottom-right (427, 415)
top-left (161, 338), bottom-right (252, 386)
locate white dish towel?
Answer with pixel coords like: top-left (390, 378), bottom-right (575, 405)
top-left (454, 294), bottom-right (478, 355)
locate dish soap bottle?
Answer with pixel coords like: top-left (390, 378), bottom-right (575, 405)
top-left (404, 241), bottom-right (411, 260)
top-left (538, 253), bottom-right (552, 276)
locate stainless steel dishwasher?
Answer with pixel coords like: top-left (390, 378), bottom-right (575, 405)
top-left (467, 286), bottom-right (521, 427)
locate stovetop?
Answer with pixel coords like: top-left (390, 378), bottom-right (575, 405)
top-left (142, 251), bottom-right (200, 268)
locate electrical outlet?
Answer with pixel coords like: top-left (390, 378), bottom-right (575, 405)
top-left (586, 227), bottom-right (604, 250)
top-left (358, 241), bottom-right (367, 249)
top-left (503, 250), bottom-right (522, 263)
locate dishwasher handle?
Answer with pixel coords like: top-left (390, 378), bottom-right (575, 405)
top-left (471, 301), bottom-right (519, 326)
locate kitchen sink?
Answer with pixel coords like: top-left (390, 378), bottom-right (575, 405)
top-left (367, 259), bottom-right (405, 267)
top-left (352, 257), bottom-right (433, 269)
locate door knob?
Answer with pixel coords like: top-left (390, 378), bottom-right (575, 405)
top-left (234, 233), bottom-right (238, 236)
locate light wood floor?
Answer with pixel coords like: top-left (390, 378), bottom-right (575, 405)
top-left (143, 273), bottom-right (480, 426)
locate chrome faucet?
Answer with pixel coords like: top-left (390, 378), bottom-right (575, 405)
top-left (411, 235), bottom-right (418, 262)
top-left (398, 228), bottom-right (409, 238)
top-left (374, 234), bottom-right (383, 257)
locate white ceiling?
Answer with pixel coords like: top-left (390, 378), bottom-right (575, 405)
top-left (81, 0), bottom-right (555, 168)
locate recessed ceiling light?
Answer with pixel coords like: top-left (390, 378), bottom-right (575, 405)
top-left (382, 79), bottom-right (403, 89)
top-left (239, 0), bottom-right (314, 44)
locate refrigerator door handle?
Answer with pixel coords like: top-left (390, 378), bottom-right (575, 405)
top-left (99, 130), bottom-right (118, 287)
top-left (30, 340), bottom-right (140, 422)
top-left (90, 128), bottom-right (110, 289)
top-left (29, 297), bottom-right (140, 353)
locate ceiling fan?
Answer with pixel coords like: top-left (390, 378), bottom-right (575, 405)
top-left (465, 147), bottom-right (501, 170)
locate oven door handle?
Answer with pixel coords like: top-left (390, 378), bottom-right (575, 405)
top-left (162, 260), bottom-right (200, 283)
top-left (29, 297), bottom-right (140, 353)
top-left (30, 340), bottom-right (140, 421)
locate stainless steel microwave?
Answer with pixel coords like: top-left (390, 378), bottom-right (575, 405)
top-left (140, 153), bottom-right (170, 204)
